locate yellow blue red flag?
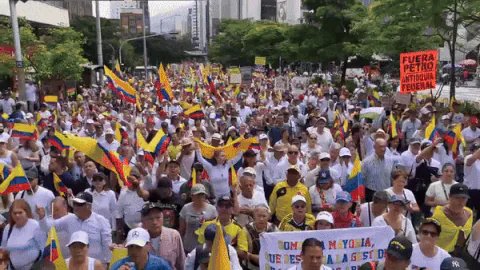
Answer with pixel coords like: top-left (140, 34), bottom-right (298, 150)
top-left (0, 164), bottom-right (30, 194)
top-left (43, 226), bottom-right (68, 270)
top-left (104, 65), bottom-right (137, 104)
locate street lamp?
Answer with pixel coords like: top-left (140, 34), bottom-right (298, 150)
top-left (118, 33), bottom-right (166, 65)
top-left (95, 0), bottom-right (103, 85)
top-left (9, 0), bottom-right (27, 100)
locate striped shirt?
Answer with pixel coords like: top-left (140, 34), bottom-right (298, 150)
top-left (361, 153), bottom-right (399, 191)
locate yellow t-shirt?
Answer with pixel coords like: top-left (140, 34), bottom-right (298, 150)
top-left (195, 219), bottom-right (248, 252)
top-left (269, 181), bottom-right (312, 222)
top-left (432, 205), bottom-right (473, 252)
top-left (279, 213), bottom-right (316, 232)
top-left (168, 144), bottom-right (182, 161)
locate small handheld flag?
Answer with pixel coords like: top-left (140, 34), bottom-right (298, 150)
top-left (43, 226), bottom-right (68, 270)
top-left (53, 173), bottom-right (68, 197)
top-left (0, 164), bottom-right (30, 194)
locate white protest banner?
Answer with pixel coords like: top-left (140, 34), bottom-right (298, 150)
top-left (359, 107), bottom-right (385, 120)
top-left (259, 226), bottom-right (394, 270)
top-left (274, 76), bottom-right (289, 91)
top-left (230, 73), bottom-right (242, 84)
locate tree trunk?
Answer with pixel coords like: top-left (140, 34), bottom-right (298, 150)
top-left (341, 56), bottom-right (348, 86)
top-left (450, 0), bottom-right (458, 99)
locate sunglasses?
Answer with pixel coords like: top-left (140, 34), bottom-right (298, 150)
top-left (288, 151), bottom-right (299, 155)
top-left (73, 202), bottom-right (87, 207)
top-left (420, 230), bottom-right (438, 237)
top-left (92, 178), bottom-right (104, 182)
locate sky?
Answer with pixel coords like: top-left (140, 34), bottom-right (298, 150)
top-left (94, 0), bottom-right (194, 18)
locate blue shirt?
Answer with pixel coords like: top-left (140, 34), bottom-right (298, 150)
top-left (111, 253), bottom-right (172, 270)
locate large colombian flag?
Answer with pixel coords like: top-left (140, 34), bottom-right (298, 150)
top-left (343, 152), bottom-right (365, 201)
top-left (43, 226), bottom-right (68, 270)
top-left (157, 63), bottom-right (174, 101)
top-left (183, 104), bottom-right (205, 120)
top-left (11, 123), bottom-right (38, 140)
top-left (104, 65), bottom-right (137, 104)
top-left (0, 164), bottom-right (30, 194)
top-left (63, 134), bottom-right (131, 187)
top-left (48, 131), bottom-right (71, 151)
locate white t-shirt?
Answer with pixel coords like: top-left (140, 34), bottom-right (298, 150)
top-left (385, 188), bottom-right (417, 205)
top-left (372, 215), bottom-right (417, 244)
top-left (359, 202), bottom-right (383, 227)
top-left (116, 188), bottom-right (145, 229)
top-left (425, 181), bottom-right (457, 206)
top-left (464, 156), bottom-right (480, 190)
top-left (462, 127), bottom-right (480, 143)
top-left (409, 243), bottom-right (450, 270)
top-left (309, 184), bottom-right (342, 213)
top-left (15, 187), bottom-right (55, 220)
top-left (236, 190), bottom-right (269, 226)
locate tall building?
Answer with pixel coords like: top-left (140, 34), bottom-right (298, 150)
top-left (44, 0), bottom-right (92, 19)
top-left (1, 0), bottom-right (69, 27)
top-left (120, 9), bottom-right (145, 36)
top-left (112, 0), bottom-right (150, 35)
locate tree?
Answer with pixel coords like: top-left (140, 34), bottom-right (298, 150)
top-left (28, 28), bottom-right (87, 82)
top-left (209, 20), bottom-right (254, 66)
top-left (303, 0), bottom-right (368, 84)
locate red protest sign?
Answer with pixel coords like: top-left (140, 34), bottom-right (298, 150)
top-left (400, 50), bottom-right (438, 93)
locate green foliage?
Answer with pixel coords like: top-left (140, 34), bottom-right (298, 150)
top-left (209, 20), bottom-right (254, 66)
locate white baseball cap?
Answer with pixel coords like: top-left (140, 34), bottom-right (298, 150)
top-left (291, 194), bottom-right (307, 205)
top-left (125, 227), bottom-right (150, 247)
top-left (319, 152), bottom-right (331, 160)
top-left (86, 119), bottom-right (95, 124)
top-left (105, 128), bottom-right (115, 135)
top-left (316, 211), bottom-right (334, 224)
top-left (0, 133), bottom-right (10, 143)
top-left (67, 231), bottom-right (89, 247)
top-left (339, 147), bottom-right (351, 157)
top-left (242, 167), bottom-right (256, 177)
top-left (259, 134), bottom-right (268, 140)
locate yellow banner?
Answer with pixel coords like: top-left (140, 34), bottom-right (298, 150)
top-left (254, 56), bottom-right (266, 66)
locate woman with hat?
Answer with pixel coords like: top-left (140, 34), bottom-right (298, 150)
top-left (314, 211), bottom-right (334, 230)
top-left (309, 169), bottom-right (341, 215)
top-left (431, 183), bottom-right (473, 256)
top-left (372, 194), bottom-right (417, 244)
top-left (410, 218), bottom-right (450, 270)
top-left (179, 184), bottom-right (217, 253)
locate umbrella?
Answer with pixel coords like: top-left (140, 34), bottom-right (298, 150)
top-left (459, 59), bottom-right (477, 66)
top-left (442, 63), bottom-right (462, 69)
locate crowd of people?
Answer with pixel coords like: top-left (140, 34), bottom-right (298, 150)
top-left (0, 64), bottom-right (478, 270)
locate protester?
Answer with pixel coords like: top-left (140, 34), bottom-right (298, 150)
top-left (359, 190), bottom-right (389, 227)
top-left (86, 172), bottom-right (117, 228)
top-left (140, 202), bottom-right (185, 269)
top-left (269, 165), bottom-right (311, 224)
top-left (372, 194), bottom-right (417, 244)
top-left (315, 211), bottom-right (334, 230)
top-left (65, 231), bottom-right (105, 270)
top-left (236, 172), bottom-right (268, 227)
top-left (425, 163), bottom-right (458, 210)
top-left (287, 238), bottom-right (332, 270)
top-left (332, 191), bottom-right (362, 228)
top-left (279, 195), bottom-right (315, 231)
top-left (179, 184), bottom-right (217, 253)
top-left (116, 170), bottom-right (145, 237)
top-left (360, 236), bottom-right (413, 270)
top-left (432, 183), bottom-right (473, 256)
top-left (37, 192), bottom-right (112, 264)
top-left (410, 218), bottom-right (451, 269)
top-left (185, 223), bottom-right (242, 270)
top-left (110, 227), bottom-right (172, 270)
top-left (0, 199), bottom-right (46, 270)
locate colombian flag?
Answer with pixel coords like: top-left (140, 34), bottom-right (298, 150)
top-left (104, 65), bottom-right (137, 104)
top-left (43, 226), bottom-right (68, 270)
top-left (208, 223), bottom-right (230, 270)
top-left (207, 75), bottom-right (222, 102)
top-left (149, 129), bottom-right (171, 156)
top-left (44, 95), bottom-right (58, 106)
top-left (53, 173), bottom-right (68, 197)
top-left (339, 119), bottom-right (349, 140)
top-left (48, 131), bottom-right (71, 151)
top-left (343, 152), bottom-right (365, 201)
top-left (228, 165), bottom-right (238, 187)
top-left (158, 64), bottom-right (174, 101)
top-left (0, 164), bottom-right (10, 180)
top-left (184, 104), bottom-right (205, 120)
top-left (11, 123), bottom-right (38, 140)
top-left (63, 134), bottom-right (131, 187)
top-left (195, 137), bottom-right (256, 160)
top-left (425, 115), bottom-right (439, 141)
top-left (36, 112), bottom-right (47, 128)
top-left (389, 114), bottom-right (398, 138)
top-left (0, 164), bottom-right (30, 194)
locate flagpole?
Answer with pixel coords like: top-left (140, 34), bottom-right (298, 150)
top-left (50, 201), bottom-right (54, 262)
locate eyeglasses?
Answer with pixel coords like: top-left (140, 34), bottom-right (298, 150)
top-left (288, 151), bottom-right (299, 155)
top-left (420, 230), bottom-right (438, 237)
